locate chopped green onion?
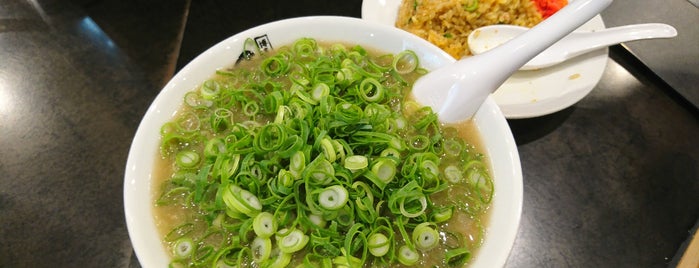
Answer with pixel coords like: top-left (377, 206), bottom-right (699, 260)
top-left (358, 78), bottom-right (385, 102)
top-left (293, 38), bottom-right (318, 58)
top-left (265, 252), bottom-right (292, 268)
top-left (204, 138), bottom-right (226, 158)
top-left (289, 151), bottom-right (305, 179)
top-left (333, 252), bottom-right (363, 267)
top-left (155, 186), bottom-right (190, 206)
top-left (261, 56), bottom-right (288, 77)
top-left (392, 50), bottom-right (419, 74)
top-left (445, 247), bottom-right (471, 267)
top-left (252, 212), bottom-right (277, 238)
top-left (172, 237), bottom-right (193, 259)
top-left (295, 88), bottom-right (318, 105)
top-left (312, 83), bottom-right (330, 101)
top-left (200, 80), bottom-right (221, 100)
top-left (431, 206), bottom-right (454, 223)
top-left (420, 159), bottom-right (440, 180)
top-left (192, 245), bottom-right (214, 266)
top-left (344, 155), bottom-right (368, 170)
top-left (320, 137), bottom-right (337, 163)
top-left (443, 138), bottom-right (463, 157)
top-left (305, 155), bottom-right (335, 185)
top-left (371, 158), bottom-right (397, 184)
top-left (399, 195), bottom-right (427, 218)
top-left (380, 147), bottom-right (401, 159)
top-left (389, 181), bottom-right (428, 218)
top-left (464, 0), bottom-right (479, 12)
top-left (211, 246), bottom-right (239, 268)
top-left (397, 245), bottom-right (419, 266)
top-left (409, 134), bottom-right (430, 151)
top-left (277, 229), bottom-right (309, 253)
top-left (412, 222), bottom-right (439, 251)
top-left (164, 223), bottom-right (195, 242)
top-left (318, 185), bottom-right (349, 210)
top-left (264, 91), bottom-right (285, 114)
top-left (222, 184), bottom-right (262, 217)
top-left (251, 236), bottom-right (272, 263)
top-left (308, 213), bottom-right (327, 228)
top-left (244, 102), bottom-right (259, 117)
top-left (444, 165), bottom-right (463, 183)
top-left (184, 92), bottom-right (211, 109)
top-left (211, 108), bottom-right (232, 133)
top-left (175, 150), bottom-right (200, 169)
top-left (212, 154), bottom-right (240, 181)
top-left (368, 233), bottom-right (390, 257)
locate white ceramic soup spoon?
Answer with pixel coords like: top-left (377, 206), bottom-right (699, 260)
top-left (412, 0), bottom-right (613, 123)
top-left (468, 23), bottom-right (677, 70)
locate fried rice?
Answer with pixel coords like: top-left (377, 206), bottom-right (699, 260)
top-left (396, 0), bottom-right (544, 59)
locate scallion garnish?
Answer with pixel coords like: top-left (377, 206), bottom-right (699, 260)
top-left (156, 37), bottom-right (494, 267)
top-left (277, 228), bottom-right (310, 253)
top-left (252, 212), bottom-right (277, 238)
top-left (397, 245), bottom-right (419, 266)
top-left (251, 236), bottom-right (272, 263)
top-left (172, 237), bottom-right (194, 260)
top-left (367, 232), bottom-right (390, 257)
top-left (412, 222), bottom-right (440, 251)
top-left (175, 150), bottom-right (200, 169)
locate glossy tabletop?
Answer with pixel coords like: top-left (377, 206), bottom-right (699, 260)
top-left (0, 0), bottom-right (697, 267)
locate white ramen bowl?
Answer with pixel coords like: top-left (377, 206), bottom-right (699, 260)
top-left (124, 16), bottom-right (522, 268)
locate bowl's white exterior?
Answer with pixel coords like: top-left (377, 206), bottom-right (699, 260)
top-left (124, 16), bottom-right (522, 268)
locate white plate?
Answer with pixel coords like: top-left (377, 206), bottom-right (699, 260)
top-left (361, 0), bottom-right (608, 119)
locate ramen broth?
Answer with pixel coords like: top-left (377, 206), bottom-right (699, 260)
top-left (153, 39), bottom-right (494, 267)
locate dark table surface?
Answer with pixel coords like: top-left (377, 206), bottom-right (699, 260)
top-left (1, 0), bottom-right (697, 267)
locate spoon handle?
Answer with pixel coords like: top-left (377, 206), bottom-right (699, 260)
top-left (559, 23), bottom-right (678, 59)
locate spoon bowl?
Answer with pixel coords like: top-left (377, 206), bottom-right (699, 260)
top-left (468, 23), bottom-right (677, 70)
top-left (412, 0), bottom-right (613, 123)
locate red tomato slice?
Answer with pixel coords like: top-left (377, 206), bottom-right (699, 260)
top-left (532, 0), bottom-right (568, 18)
